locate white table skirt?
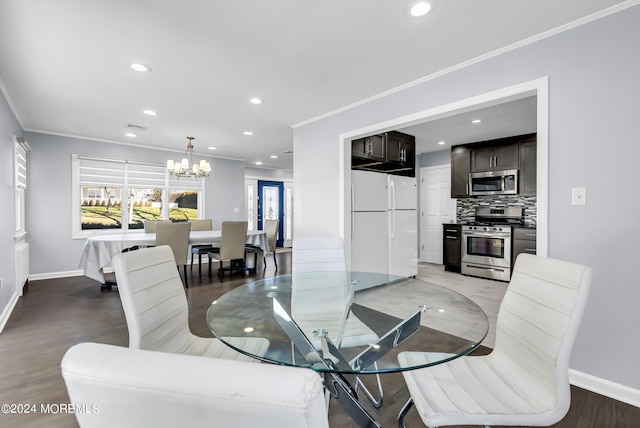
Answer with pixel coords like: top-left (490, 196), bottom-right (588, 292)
top-left (79, 230), bottom-right (269, 283)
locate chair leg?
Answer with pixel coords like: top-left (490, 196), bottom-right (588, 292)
top-left (198, 253), bottom-right (203, 276)
top-left (398, 398), bottom-right (414, 428)
top-left (183, 265), bottom-right (188, 288)
top-left (190, 253), bottom-right (194, 271)
top-left (273, 251), bottom-right (278, 270)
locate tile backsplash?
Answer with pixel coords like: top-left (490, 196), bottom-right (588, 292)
top-left (457, 195), bottom-right (537, 226)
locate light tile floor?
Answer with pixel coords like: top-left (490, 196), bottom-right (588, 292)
top-left (354, 263), bottom-right (507, 349)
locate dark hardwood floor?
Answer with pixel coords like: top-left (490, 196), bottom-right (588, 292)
top-left (0, 251), bottom-right (638, 427)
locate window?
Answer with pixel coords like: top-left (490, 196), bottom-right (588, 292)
top-left (15, 138), bottom-right (28, 236)
top-left (72, 155), bottom-right (205, 238)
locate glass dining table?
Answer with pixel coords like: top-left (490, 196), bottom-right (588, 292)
top-left (206, 272), bottom-right (489, 428)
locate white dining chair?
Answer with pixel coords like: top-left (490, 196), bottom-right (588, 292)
top-left (61, 342), bottom-right (329, 428)
top-left (112, 245), bottom-right (269, 360)
top-left (397, 253), bottom-right (592, 428)
top-left (292, 236), bottom-right (385, 407)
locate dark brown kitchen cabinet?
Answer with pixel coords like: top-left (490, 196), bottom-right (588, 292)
top-left (451, 146), bottom-right (471, 197)
top-left (443, 224), bottom-right (462, 273)
top-left (512, 227), bottom-right (536, 270)
top-left (352, 134), bottom-right (385, 167)
top-left (470, 141), bottom-right (520, 172)
top-left (519, 137), bottom-right (537, 196)
top-left (385, 131), bottom-right (415, 171)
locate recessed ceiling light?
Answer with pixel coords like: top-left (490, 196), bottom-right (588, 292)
top-left (472, 119), bottom-right (482, 124)
top-left (142, 109), bottom-right (157, 116)
top-left (250, 98), bottom-right (264, 105)
top-left (255, 161), bottom-right (263, 165)
top-left (243, 131), bottom-right (254, 136)
top-left (208, 146), bottom-right (217, 150)
top-left (409, 1), bottom-right (432, 17)
top-left (438, 141), bottom-right (445, 145)
top-left (125, 133), bottom-right (136, 137)
top-left (130, 63), bottom-right (151, 72)
top-left (270, 155), bottom-right (278, 159)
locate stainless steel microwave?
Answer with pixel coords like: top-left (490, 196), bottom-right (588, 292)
top-left (469, 169), bottom-right (518, 196)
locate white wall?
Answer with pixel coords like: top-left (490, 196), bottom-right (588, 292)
top-left (293, 5), bottom-right (640, 391)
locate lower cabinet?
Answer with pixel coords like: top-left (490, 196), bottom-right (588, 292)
top-left (443, 224), bottom-right (462, 273)
top-left (512, 227), bottom-right (537, 268)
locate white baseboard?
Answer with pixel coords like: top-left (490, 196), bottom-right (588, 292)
top-left (570, 369), bottom-right (640, 408)
top-left (28, 270), bottom-right (86, 281)
top-left (0, 291), bottom-right (19, 333)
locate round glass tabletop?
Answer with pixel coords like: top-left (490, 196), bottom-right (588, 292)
top-left (206, 272), bottom-right (488, 374)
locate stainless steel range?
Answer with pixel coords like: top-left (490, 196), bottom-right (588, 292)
top-left (461, 207), bottom-right (523, 282)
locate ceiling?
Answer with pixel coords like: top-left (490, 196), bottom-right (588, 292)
top-left (0, 1), bottom-right (628, 171)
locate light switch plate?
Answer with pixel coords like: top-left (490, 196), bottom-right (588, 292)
top-left (233, 207), bottom-right (240, 213)
top-left (571, 187), bottom-right (586, 205)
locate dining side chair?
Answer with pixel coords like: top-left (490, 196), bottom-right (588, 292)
top-left (292, 236), bottom-right (385, 408)
top-left (62, 342), bottom-right (329, 428)
top-left (245, 218), bottom-right (279, 273)
top-left (189, 218), bottom-right (214, 276)
top-left (112, 245), bottom-right (270, 360)
top-left (155, 221), bottom-right (191, 288)
top-left (208, 221), bottom-right (248, 281)
top-left (397, 253), bottom-right (593, 428)
top-left (144, 219), bottom-right (172, 233)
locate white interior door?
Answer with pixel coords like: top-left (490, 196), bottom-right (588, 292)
top-left (420, 166), bottom-right (456, 264)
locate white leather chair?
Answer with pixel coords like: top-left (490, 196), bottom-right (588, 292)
top-left (397, 253), bottom-right (592, 428)
top-left (61, 342), bottom-right (329, 428)
top-left (292, 236), bottom-right (384, 407)
top-left (113, 245), bottom-right (269, 361)
top-left (156, 221), bottom-right (191, 287)
top-left (208, 221), bottom-right (248, 281)
top-left (292, 236), bottom-right (348, 273)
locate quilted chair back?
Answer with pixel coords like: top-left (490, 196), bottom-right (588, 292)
top-left (487, 253), bottom-right (592, 424)
top-left (113, 246), bottom-right (192, 352)
top-left (292, 237), bottom-right (347, 273)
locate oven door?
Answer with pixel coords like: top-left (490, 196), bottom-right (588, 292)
top-left (461, 231), bottom-right (512, 280)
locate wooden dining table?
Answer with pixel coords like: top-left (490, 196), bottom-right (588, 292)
top-left (79, 230), bottom-right (269, 285)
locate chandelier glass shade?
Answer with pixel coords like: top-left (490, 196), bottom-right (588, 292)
top-left (166, 137), bottom-right (211, 179)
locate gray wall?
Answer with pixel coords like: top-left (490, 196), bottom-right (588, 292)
top-left (418, 149), bottom-right (450, 168)
top-left (0, 88), bottom-right (25, 320)
top-left (293, 5), bottom-right (640, 389)
top-left (24, 132), bottom-right (247, 276)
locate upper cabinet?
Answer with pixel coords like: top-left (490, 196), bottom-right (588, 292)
top-left (451, 146), bottom-right (471, 197)
top-left (451, 133), bottom-right (536, 197)
top-left (470, 141), bottom-right (520, 172)
top-left (352, 134), bottom-right (385, 166)
top-left (351, 131), bottom-right (415, 176)
top-left (519, 135), bottom-right (537, 196)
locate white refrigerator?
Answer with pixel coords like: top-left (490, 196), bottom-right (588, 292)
top-left (351, 170), bottom-right (417, 277)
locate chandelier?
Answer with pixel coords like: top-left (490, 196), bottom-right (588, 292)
top-left (166, 137), bottom-right (211, 179)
